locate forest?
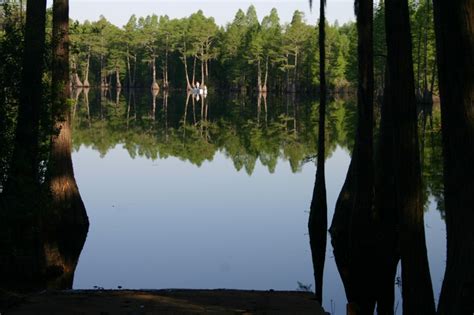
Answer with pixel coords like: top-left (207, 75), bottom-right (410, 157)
top-left (0, 0), bottom-right (472, 314)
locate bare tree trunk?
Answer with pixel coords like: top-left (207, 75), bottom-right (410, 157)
top-left (151, 55), bottom-right (159, 90)
top-left (115, 66), bottom-right (121, 89)
top-left (257, 59), bottom-right (262, 92)
top-left (433, 1), bottom-right (474, 313)
top-left (262, 56), bottom-right (269, 93)
top-left (49, 0), bottom-right (89, 246)
top-left (71, 57), bottom-right (82, 88)
top-left (83, 49), bottom-right (90, 88)
top-left (182, 46), bottom-right (191, 90)
top-left (201, 47), bottom-right (205, 86)
top-left (126, 47), bottom-right (132, 88)
top-left (293, 51), bottom-right (298, 92)
top-left (164, 36), bottom-right (169, 89)
top-left (192, 55), bottom-right (197, 86)
top-left (384, 0), bottom-right (436, 313)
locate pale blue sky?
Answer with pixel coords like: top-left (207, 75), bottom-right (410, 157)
top-left (47, 0), bottom-right (355, 27)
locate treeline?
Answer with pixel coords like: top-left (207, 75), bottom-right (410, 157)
top-left (67, 7), bottom-right (349, 93)
top-left (1, 2), bottom-right (437, 95)
top-left (63, 2), bottom-right (435, 94)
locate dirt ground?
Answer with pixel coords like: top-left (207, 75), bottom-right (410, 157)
top-left (2, 289), bottom-right (328, 314)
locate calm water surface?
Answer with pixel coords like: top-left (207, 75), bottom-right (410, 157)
top-left (71, 89), bottom-right (446, 312)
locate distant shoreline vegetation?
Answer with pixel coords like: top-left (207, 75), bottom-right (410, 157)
top-left (63, 3), bottom-right (434, 94)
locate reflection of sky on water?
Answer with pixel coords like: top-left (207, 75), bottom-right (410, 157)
top-left (72, 101), bottom-right (445, 312)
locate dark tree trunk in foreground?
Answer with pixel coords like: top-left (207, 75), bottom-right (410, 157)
top-left (49, 0), bottom-right (89, 228)
top-left (4, 0), bottom-right (47, 196)
top-left (330, 0), bottom-right (377, 313)
top-left (384, 0), bottom-right (435, 313)
top-left (308, 0), bottom-right (328, 304)
top-left (433, 1), bottom-right (474, 314)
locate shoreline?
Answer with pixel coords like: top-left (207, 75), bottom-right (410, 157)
top-left (2, 289), bottom-right (328, 314)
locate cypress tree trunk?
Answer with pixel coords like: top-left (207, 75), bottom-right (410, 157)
top-left (49, 0), bottom-right (89, 230)
top-left (308, 0), bottom-right (328, 304)
top-left (192, 55), bottom-right (197, 86)
top-left (384, 0), bottom-right (435, 313)
top-left (182, 43), bottom-right (191, 90)
top-left (5, 0), bottom-right (47, 196)
top-left (262, 56), bottom-right (269, 93)
top-left (115, 66), bottom-right (121, 89)
top-left (83, 49), bottom-right (90, 88)
top-left (329, 0), bottom-right (377, 312)
top-left (151, 55), bottom-right (159, 90)
top-left (257, 58), bottom-right (262, 92)
top-left (433, 1), bottom-right (474, 313)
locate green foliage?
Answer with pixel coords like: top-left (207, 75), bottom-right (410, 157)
top-left (0, 4), bottom-right (23, 186)
top-left (60, 7), bottom-right (356, 92)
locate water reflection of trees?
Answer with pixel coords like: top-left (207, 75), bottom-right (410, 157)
top-left (72, 88), bottom-right (443, 209)
top-left (72, 89), bottom-right (357, 175)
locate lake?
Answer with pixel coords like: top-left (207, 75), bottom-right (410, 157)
top-left (70, 88), bottom-right (446, 313)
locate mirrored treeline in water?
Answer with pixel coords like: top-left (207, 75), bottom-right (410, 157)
top-left (66, 88), bottom-right (445, 312)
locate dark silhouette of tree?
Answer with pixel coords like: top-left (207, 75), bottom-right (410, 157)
top-left (433, 1), bottom-right (474, 313)
top-left (383, 0), bottom-right (435, 313)
top-left (329, 0), bottom-right (377, 313)
top-left (4, 0), bottom-right (47, 199)
top-left (308, 0), bottom-right (328, 304)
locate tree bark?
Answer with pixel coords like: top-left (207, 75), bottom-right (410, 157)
top-left (50, 0), bottom-right (89, 230)
top-left (262, 56), bottom-right (269, 93)
top-left (433, 1), bottom-right (474, 313)
top-left (115, 66), bottom-right (121, 89)
top-left (151, 54), bottom-right (159, 90)
top-left (182, 44), bottom-right (191, 90)
top-left (384, 0), bottom-right (435, 313)
top-left (126, 47), bottom-right (132, 88)
top-left (257, 58), bottom-right (262, 92)
top-left (83, 49), bottom-right (90, 88)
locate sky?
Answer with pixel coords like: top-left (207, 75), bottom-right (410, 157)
top-left (46, 0), bottom-right (355, 27)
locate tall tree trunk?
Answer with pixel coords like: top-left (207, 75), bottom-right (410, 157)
top-left (257, 58), bottom-right (262, 92)
top-left (151, 55), bottom-right (159, 90)
top-left (4, 0), bottom-right (47, 196)
top-left (433, 1), bottom-right (474, 314)
top-left (262, 56), bottom-right (269, 93)
top-left (115, 66), bottom-right (121, 89)
top-left (384, 0), bottom-right (435, 313)
top-left (164, 36), bottom-right (169, 89)
top-left (126, 47), bottom-right (132, 88)
top-left (71, 57), bottom-right (82, 88)
top-left (329, 0), bottom-right (378, 313)
top-left (132, 55), bottom-right (137, 88)
top-left (192, 55), bottom-right (197, 86)
top-left (201, 47), bottom-right (205, 86)
top-left (83, 49), bottom-right (90, 88)
top-left (308, 0), bottom-right (328, 304)
top-left (293, 51), bottom-right (298, 92)
top-left (50, 0), bottom-right (89, 229)
top-left (182, 46), bottom-right (191, 90)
